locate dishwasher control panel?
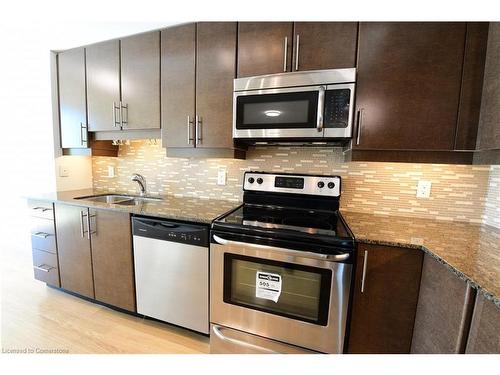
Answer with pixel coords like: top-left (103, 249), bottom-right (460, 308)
top-left (132, 216), bottom-right (209, 247)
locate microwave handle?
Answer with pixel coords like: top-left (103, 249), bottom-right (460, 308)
top-left (316, 85), bottom-right (326, 132)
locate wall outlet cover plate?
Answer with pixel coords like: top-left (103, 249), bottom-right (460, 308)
top-left (416, 180), bottom-right (432, 198)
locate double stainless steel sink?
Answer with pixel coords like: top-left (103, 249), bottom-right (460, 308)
top-left (75, 194), bottom-right (162, 206)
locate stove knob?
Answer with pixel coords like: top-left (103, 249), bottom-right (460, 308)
top-left (317, 181), bottom-right (325, 188)
top-left (328, 182), bottom-right (335, 189)
top-left (248, 177), bottom-right (255, 184)
top-left (257, 178), bottom-right (264, 184)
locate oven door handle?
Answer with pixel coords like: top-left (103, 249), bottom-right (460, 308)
top-left (212, 234), bottom-right (349, 262)
top-left (212, 325), bottom-right (280, 354)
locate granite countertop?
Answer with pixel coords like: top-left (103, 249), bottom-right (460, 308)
top-left (28, 188), bottom-right (241, 225)
top-left (342, 211), bottom-right (500, 307)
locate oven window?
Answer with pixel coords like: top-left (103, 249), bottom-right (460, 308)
top-left (223, 253), bottom-right (331, 325)
top-left (236, 91), bottom-right (318, 129)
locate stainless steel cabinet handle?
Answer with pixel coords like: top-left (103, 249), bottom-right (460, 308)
top-left (187, 116), bottom-right (194, 145)
top-left (112, 102), bottom-right (119, 128)
top-left (33, 207), bottom-right (52, 212)
top-left (87, 213), bottom-right (96, 239)
top-left (361, 250), bottom-right (368, 293)
top-left (212, 325), bottom-right (279, 354)
top-left (283, 37), bottom-right (288, 72)
top-left (80, 122), bottom-right (88, 146)
top-left (33, 232), bottom-right (50, 238)
top-left (356, 109), bottom-right (364, 146)
top-left (195, 115), bottom-right (202, 146)
top-left (34, 264), bottom-right (54, 273)
top-left (80, 210), bottom-right (88, 238)
top-left (295, 34), bottom-right (300, 71)
top-left (120, 102), bottom-right (128, 129)
top-left (316, 85), bottom-right (326, 132)
top-left (212, 234), bottom-right (349, 262)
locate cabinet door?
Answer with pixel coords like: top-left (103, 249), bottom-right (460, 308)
top-left (58, 48), bottom-right (87, 148)
top-left (411, 254), bottom-right (476, 353)
top-left (86, 40), bottom-right (120, 131)
top-left (292, 22), bottom-right (358, 71)
top-left (355, 22), bottom-right (466, 150)
top-left (347, 244), bottom-right (423, 353)
top-left (196, 22), bottom-right (237, 149)
top-left (161, 23), bottom-right (196, 148)
top-left (466, 293), bottom-right (500, 353)
top-left (90, 209), bottom-right (135, 312)
top-left (237, 22), bottom-right (293, 77)
top-left (121, 31), bottom-right (161, 130)
top-left (54, 204), bottom-right (94, 298)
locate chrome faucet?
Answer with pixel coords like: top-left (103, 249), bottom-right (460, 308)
top-left (131, 173), bottom-right (147, 196)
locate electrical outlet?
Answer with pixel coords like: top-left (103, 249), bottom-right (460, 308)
top-left (217, 168), bottom-right (227, 186)
top-left (59, 166), bottom-right (69, 177)
top-left (416, 180), bottom-right (432, 198)
top-left (107, 166), bottom-right (115, 178)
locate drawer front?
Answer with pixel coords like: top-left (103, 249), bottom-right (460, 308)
top-left (32, 249), bottom-right (60, 287)
top-left (31, 217), bottom-right (57, 253)
top-left (28, 200), bottom-right (55, 220)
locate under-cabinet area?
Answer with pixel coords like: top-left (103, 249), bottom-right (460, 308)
top-left (11, 20), bottom-right (499, 356)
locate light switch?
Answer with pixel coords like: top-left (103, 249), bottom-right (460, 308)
top-left (217, 168), bottom-right (227, 186)
top-left (416, 180), bottom-right (432, 198)
top-left (59, 165), bottom-right (69, 177)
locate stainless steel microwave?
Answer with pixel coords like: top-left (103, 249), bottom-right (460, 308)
top-left (233, 68), bottom-right (356, 143)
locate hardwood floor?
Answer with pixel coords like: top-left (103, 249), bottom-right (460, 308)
top-left (1, 211), bottom-right (209, 354)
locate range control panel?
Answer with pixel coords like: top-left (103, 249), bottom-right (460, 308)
top-left (244, 172), bottom-right (341, 197)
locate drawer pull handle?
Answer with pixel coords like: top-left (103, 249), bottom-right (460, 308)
top-left (34, 264), bottom-right (55, 273)
top-left (33, 232), bottom-right (51, 238)
top-left (33, 207), bottom-right (52, 212)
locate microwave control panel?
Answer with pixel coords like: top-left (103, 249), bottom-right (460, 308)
top-left (324, 89), bottom-right (351, 128)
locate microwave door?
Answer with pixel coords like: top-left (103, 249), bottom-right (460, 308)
top-left (323, 83), bottom-right (356, 139)
top-left (233, 86), bottom-right (324, 139)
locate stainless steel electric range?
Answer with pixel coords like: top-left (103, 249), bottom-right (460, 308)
top-left (209, 171), bottom-right (356, 354)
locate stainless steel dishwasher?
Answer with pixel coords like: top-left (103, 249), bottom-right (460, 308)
top-left (132, 216), bottom-right (209, 334)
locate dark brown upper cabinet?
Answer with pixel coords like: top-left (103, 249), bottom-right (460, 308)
top-left (237, 22), bottom-right (294, 77)
top-left (347, 243), bottom-right (423, 354)
top-left (354, 22), bottom-right (466, 151)
top-left (292, 22), bottom-right (358, 71)
top-left (161, 22), bottom-right (244, 158)
top-left (86, 32), bottom-right (160, 132)
top-left (352, 22), bottom-right (489, 164)
top-left (58, 47), bottom-right (88, 148)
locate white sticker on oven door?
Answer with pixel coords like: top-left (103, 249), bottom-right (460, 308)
top-left (256, 271), bottom-right (282, 303)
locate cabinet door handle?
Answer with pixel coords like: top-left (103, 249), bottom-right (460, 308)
top-left (295, 34), bottom-right (300, 71)
top-left (187, 115), bottom-right (194, 145)
top-left (195, 115), bottom-right (202, 146)
top-left (87, 213), bottom-right (96, 239)
top-left (361, 250), bottom-right (368, 293)
top-left (112, 102), bottom-right (120, 128)
top-left (80, 210), bottom-right (88, 238)
top-left (80, 122), bottom-right (88, 146)
top-left (356, 109), bottom-right (364, 146)
top-left (283, 36), bottom-right (288, 72)
top-left (120, 102), bottom-right (128, 129)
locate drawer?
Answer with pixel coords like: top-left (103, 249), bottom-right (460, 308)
top-left (28, 200), bottom-right (54, 220)
top-left (31, 227), bottom-right (57, 254)
top-left (32, 249), bottom-right (60, 287)
top-left (31, 217), bottom-right (56, 235)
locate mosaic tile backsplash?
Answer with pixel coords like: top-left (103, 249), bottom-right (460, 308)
top-left (92, 140), bottom-right (499, 227)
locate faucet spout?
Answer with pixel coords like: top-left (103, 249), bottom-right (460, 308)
top-left (131, 173), bottom-right (147, 196)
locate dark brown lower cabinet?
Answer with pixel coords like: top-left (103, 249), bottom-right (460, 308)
top-left (465, 294), bottom-right (500, 353)
top-left (54, 204), bottom-right (135, 311)
top-left (410, 254), bottom-right (476, 353)
top-left (347, 243), bottom-right (423, 353)
top-left (54, 203), bottom-right (95, 299)
top-left (90, 209), bottom-right (135, 312)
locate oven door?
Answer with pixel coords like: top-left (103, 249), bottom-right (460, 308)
top-left (233, 86), bottom-right (325, 139)
top-left (210, 233), bottom-right (352, 354)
